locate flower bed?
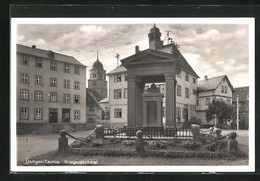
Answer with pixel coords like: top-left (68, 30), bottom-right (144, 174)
top-left (68, 132), bottom-right (247, 159)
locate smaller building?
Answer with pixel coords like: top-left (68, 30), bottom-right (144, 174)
top-left (197, 75), bottom-right (234, 126)
top-left (232, 86), bottom-right (249, 129)
top-left (86, 88), bottom-right (102, 123)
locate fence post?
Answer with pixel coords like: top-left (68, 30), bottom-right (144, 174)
top-left (95, 124), bottom-right (104, 139)
top-left (58, 130), bottom-right (68, 154)
top-left (191, 124), bottom-right (200, 141)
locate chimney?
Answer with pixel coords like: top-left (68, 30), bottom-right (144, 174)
top-left (32, 45), bottom-right (36, 49)
top-left (135, 46), bottom-right (140, 54)
top-left (204, 75), bottom-right (208, 80)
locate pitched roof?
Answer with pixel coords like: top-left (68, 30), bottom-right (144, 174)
top-left (232, 86), bottom-right (249, 101)
top-left (17, 44), bottom-right (86, 67)
top-left (111, 48), bottom-right (199, 78)
top-left (86, 88), bottom-right (101, 101)
top-left (198, 75), bottom-right (234, 92)
top-left (99, 97), bottom-right (109, 103)
top-left (107, 65), bottom-right (127, 75)
top-left (86, 91), bottom-right (101, 109)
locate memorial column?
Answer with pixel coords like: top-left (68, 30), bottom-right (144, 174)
top-left (127, 75), bottom-right (137, 127)
top-left (164, 74), bottom-right (176, 127)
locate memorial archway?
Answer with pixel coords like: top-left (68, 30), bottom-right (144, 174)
top-left (121, 49), bottom-right (181, 131)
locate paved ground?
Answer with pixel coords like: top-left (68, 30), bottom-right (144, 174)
top-left (16, 130), bottom-right (94, 163)
top-left (16, 129), bottom-right (249, 164)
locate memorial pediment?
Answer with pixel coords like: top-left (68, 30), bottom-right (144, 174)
top-left (121, 49), bottom-right (178, 68)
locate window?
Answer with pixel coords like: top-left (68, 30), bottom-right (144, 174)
top-left (20, 108), bottom-right (29, 120)
top-left (64, 64), bottom-right (70, 73)
top-left (74, 95), bottom-right (80, 104)
top-left (185, 73), bottom-right (189, 81)
top-left (193, 89), bottom-right (196, 95)
top-left (114, 74), bottom-right (122, 82)
top-left (74, 81), bottom-right (80, 89)
top-left (64, 79), bottom-right (70, 89)
top-left (185, 88), bottom-right (189, 98)
top-left (177, 73), bottom-right (181, 78)
top-left (93, 74), bottom-right (96, 78)
top-left (20, 89), bottom-right (29, 100)
top-left (35, 108), bottom-right (42, 120)
top-left (176, 107), bottom-right (181, 121)
top-left (125, 73), bottom-right (128, 81)
top-left (206, 98), bottom-right (210, 105)
top-left (89, 107), bottom-right (94, 112)
top-left (193, 78), bottom-right (196, 84)
top-left (50, 61), bottom-right (57, 71)
top-left (177, 85), bottom-right (182, 97)
top-left (50, 77), bottom-right (57, 87)
top-left (35, 75), bottom-right (43, 85)
top-left (35, 58), bottom-right (43, 68)
top-left (74, 66), bottom-right (80, 75)
top-left (49, 92), bottom-right (57, 102)
top-left (114, 89), bottom-right (122, 99)
top-left (21, 55), bottom-right (29, 66)
top-left (74, 110), bottom-right (80, 120)
top-left (221, 86), bottom-right (224, 93)
top-left (21, 73), bottom-right (29, 83)
top-left (35, 91), bottom-right (43, 101)
top-left (114, 108), bottom-right (122, 118)
top-left (191, 105), bottom-right (196, 111)
top-left (225, 86), bottom-right (227, 94)
top-left (124, 88), bottom-right (127, 98)
top-left (197, 99), bottom-right (199, 106)
top-left (64, 94), bottom-right (70, 103)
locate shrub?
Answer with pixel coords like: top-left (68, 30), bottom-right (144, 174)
top-left (150, 141), bottom-right (167, 150)
top-left (121, 140), bottom-right (134, 146)
top-left (184, 140), bottom-right (198, 150)
top-left (91, 139), bottom-right (103, 147)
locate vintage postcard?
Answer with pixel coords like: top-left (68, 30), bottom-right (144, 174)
top-left (10, 17), bottom-right (255, 172)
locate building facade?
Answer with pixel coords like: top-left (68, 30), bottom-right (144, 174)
top-left (17, 44), bottom-right (87, 124)
top-left (86, 88), bottom-right (103, 123)
top-left (197, 75), bottom-right (234, 126)
top-left (232, 86), bottom-right (249, 129)
top-left (107, 25), bottom-right (199, 127)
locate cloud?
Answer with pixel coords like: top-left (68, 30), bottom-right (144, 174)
top-left (16, 23), bottom-right (249, 87)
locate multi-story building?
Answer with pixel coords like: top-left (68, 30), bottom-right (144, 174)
top-left (17, 44), bottom-right (86, 124)
top-left (107, 25), bottom-right (199, 127)
top-left (197, 75), bottom-right (234, 126)
top-left (232, 86), bottom-right (249, 129)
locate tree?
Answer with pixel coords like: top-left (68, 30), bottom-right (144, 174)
top-left (205, 99), bottom-right (233, 125)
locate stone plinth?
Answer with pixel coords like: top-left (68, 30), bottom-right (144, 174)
top-left (191, 124), bottom-right (200, 141)
top-left (95, 124), bottom-right (104, 139)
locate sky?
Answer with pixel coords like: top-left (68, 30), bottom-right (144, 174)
top-left (16, 22), bottom-right (250, 87)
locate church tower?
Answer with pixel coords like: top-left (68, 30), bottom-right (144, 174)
top-left (88, 53), bottom-right (107, 101)
top-left (148, 24), bottom-right (164, 50)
